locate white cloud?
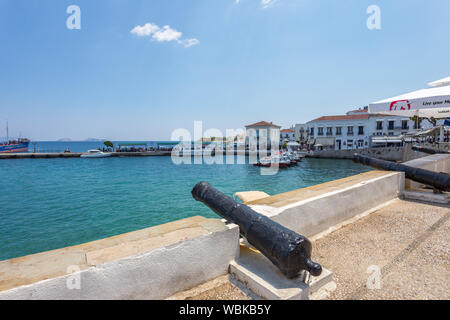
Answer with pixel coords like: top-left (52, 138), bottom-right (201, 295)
top-left (131, 22), bottom-right (199, 48)
top-left (261, 0), bottom-right (276, 9)
top-left (180, 38), bottom-right (200, 48)
top-left (130, 23), bottom-right (159, 37)
top-left (235, 0), bottom-right (277, 9)
top-left (152, 25), bottom-right (183, 42)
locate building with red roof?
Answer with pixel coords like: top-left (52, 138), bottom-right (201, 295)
top-left (307, 110), bottom-right (415, 151)
top-left (245, 121), bottom-right (281, 150)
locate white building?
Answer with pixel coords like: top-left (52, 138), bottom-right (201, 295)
top-left (280, 128), bottom-right (295, 142)
top-left (307, 111), bottom-right (416, 150)
top-left (245, 121), bottom-right (281, 149)
top-left (293, 124), bottom-right (308, 144)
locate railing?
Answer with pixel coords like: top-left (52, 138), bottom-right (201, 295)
top-left (388, 126), bottom-right (409, 131)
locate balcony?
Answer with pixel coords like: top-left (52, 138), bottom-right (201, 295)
top-left (388, 126), bottom-right (409, 131)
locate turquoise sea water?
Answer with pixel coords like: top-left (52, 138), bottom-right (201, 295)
top-left (0, 144), bottom-right (371, 261)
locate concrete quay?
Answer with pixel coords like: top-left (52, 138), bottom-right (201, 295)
top-left (307, 145), bottom-right (427, 162)
top-left (178, 198), bottom-right (449, 300)
top-left (0, 151), bottom-right (172, 159)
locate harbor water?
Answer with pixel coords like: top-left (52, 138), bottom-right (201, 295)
top-left (0, 142), bottom-right (371, 261)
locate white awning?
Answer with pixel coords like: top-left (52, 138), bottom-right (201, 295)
top-left (314, 137), bottom-right (335, 146)
top-left (412, 126), bottom-right (443, 136)
top-left (428, 76), bottom-right (450, 88)
top-left (372, 139), bottom-right (403, 144)
top-left (369, 78), bottom-right (450, 119)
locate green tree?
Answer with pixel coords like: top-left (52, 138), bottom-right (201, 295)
top-left (410, 115), bottom-right (424, 129)
top-left (104, 141), bottom-right (114, 150)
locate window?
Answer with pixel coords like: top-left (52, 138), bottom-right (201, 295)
top-left (310, 127), bottom-right (314, 136)
top-left (358, 126), bottom-right (364, 135)
top-left (357, 140), bottom-right (364, 147)
top-left (347, 140), bottom-right (353, 148)
top-left (336, 127), bottom-right (342, 135)
top-left (376, 121), bottom-right (383, 130)
top-left (388, 121), bottom-right (394, 130)
top-left (402, 120), bottom-right (408, 130)
top-left (318, 127), bottom-right (324, 136)
top-left (326, 127), bottom-right (333, 136)
top-left (347, 126), bottom-right (354, 135)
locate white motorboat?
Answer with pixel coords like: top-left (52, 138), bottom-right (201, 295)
top-left (253, 156), bottom-right (272, 167)
top-left (278, 154), bottom-right (292, 167)
top-left (290, 151), bottom-right (305, 162)
top-left (254, 155), bottom-right (291, 168)
top-left (80, 150), bottom-right (112, 158)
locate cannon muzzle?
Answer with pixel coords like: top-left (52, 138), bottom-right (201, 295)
top-left (192, 181), bottom-right (322, 278)
top-left (353, 154), bottom-right (450, 192)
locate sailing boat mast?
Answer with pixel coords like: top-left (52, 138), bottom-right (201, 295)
top-left (6, 120), bottom-right (9, 142)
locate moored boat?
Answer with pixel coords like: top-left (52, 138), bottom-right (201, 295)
top-left (253, 154), bottom-right (291, 168)
top-left (0, 122), bottom-right (30, 153)
top-left (253, 156), bottom-right (273, 167)
top-left (0, 139), bottom-right (30, 153)
top-left (80, 150), bottom-right (112, 158)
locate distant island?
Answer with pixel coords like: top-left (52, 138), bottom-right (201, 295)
top-left (56, 138), bottom-right (107, 142)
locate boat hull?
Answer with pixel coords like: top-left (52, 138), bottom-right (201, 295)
top-left (0, 142), bottom-right (29, 153)
top-left (80, 153), bottom-right (112, 158)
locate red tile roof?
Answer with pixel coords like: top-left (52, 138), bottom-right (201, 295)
top-left (280, 129), bottom-right (294, 133)
top-left (246, 121), bottom-right (281, 128)
top-left (310, 114), bottom-right (370, 122)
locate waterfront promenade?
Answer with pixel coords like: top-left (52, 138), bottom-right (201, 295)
top-left (174, 198), bottom-right (449, 300)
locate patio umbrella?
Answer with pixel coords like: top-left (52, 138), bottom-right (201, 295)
top-left (368, 77), bottom-right (450, 119)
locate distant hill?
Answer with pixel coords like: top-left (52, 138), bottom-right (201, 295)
top-left (57, 138), bottom-right (72, 142)
top-left (84, 138), bottom-right (106, 142)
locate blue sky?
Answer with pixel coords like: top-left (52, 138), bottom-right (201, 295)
top-left (0, 0), bottom-right (449, 140)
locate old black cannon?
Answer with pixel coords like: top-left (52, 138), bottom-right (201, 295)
top-left (191, 181), bottom-right (322, 279)
top-left (353, 154), bottom-right (450, 192)
top-left (412, 145), bottom-right (449, 155)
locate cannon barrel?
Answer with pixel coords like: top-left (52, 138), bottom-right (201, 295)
top-left (353, 154), bottom-right (450, 191)
top-left (192, 182), bottom-right (322, 278)
top-left (412, 145), bottom-right (448, 155)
